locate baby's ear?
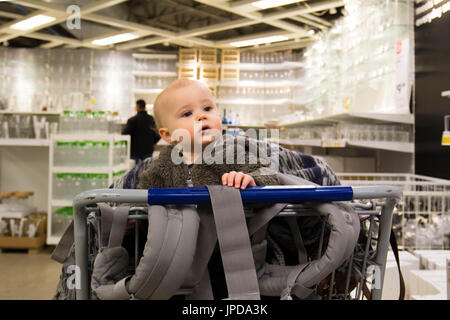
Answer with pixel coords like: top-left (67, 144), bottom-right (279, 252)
top-left (158, 128), bottom-right (172, 144)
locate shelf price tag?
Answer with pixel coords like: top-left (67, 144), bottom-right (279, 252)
top-left (344, 97), bottom-right (350, 111)
top-left (442, 131), bottom-right (450, 146)
top-left (395, 38), bottom-right (410, 113)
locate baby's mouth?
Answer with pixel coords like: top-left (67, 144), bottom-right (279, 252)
top-left (201, 125), bottom-right (211, 134)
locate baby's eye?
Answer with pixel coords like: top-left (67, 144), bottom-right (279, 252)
top-left (181, 111), bottom-right (192, 117)
top-left (204, 106), bottom-right (213, 111)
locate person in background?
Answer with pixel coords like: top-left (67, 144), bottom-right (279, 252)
top-left (122, 99), bottom-right (160, 163)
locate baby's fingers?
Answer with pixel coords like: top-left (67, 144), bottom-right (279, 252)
top-left (241, 175), bottom-right (256, 190)
top-left (234, 172), bottom-right (245, 188)
top-left (226, 171), bottom-right (237, 187)
top-left (222, 173), bottom-right (228, 185)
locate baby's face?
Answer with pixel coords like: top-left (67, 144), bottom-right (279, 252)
top-left (159, 83), bottom-right (222, 148)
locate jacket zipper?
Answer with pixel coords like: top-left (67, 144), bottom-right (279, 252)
top-left (186, 166), bottom-right (193, 187)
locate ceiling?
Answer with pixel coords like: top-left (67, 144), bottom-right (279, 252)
top-left (0, 0), bottom-right (345, 53)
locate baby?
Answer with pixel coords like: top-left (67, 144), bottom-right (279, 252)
top-left (137, 79), bottom-right (279, 190)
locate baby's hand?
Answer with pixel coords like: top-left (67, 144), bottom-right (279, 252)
top-left (222, 171), bottom-right (256, 190)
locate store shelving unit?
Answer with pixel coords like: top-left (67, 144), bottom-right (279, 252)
top-left (0, 111), bottom-right (60, 116)
top-left (216, 98), bottom-right (299, 106)
top-left (346, 140), bottom-right (413, 153)
top-left (279, 138), bottom-right (413, 153)
top-left (132, 71), bottom-right (177, 77)
top-left (0, 139), bottom-right (50, 147)
top-left (217, 51), bottom-right (303, 128)
top-left (218, 80), bottom-right (304, 88)
top-left (132, 89), bottom-right (163, 95)
top-left (279, 138), bottom-right (323, 147)
top-left (46, 134), bottom-right (130, 245)
top-left (278, 111), bottom-right (414, 153)
top-left (238, 61), bottom-right (304, 71)
top-left (132, 53), bottom-right (178, 109)
top-left (280, 112), bottom-right (414, 127)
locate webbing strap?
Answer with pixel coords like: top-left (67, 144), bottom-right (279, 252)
top-left (206, 185), bottom-right (260, 300)
top-left (247, 203), bottom-right (287, 237)
top-left (98, 203), bottom-right (114, 248)
top-left (280, 264), bottom-right (311, 300)
top-left (286, 217), bottom-right (308, 264)
top-left (107, 206), bottom-right (130, 248)
top-left (51, 220), bottom-right (74, 263)
top-left (183, 204), bottom-right (217, 299)
top-left (390, 229), bottom-right (406, 300)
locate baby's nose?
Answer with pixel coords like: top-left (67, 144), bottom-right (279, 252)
top-left (196, 112), bottom-right (207, 121)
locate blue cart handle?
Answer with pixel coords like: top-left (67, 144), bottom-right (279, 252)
top-left (148, 186), bottom-right (355, 205)
top-left (72, 186), bottom-right (401, 209)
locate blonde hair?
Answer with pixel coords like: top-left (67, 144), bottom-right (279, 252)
top-left (153, 79), bottom-right (212, 129)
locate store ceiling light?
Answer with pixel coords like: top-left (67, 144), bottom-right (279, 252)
top-left (252, 0), bottom-right (302, 10)
top-left (10, 14), bottom-right (56, 31)
top-left (230, 35), bottom-right (289, 47)
top-left (92, 33), bottom-right (140, 46)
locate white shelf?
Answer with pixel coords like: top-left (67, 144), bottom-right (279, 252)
top-left (133, 71), bottom-right (177, 77)
top-left (51, 134), bottom-right (129, 142)
top-left (47, 134), bottom-right (130, 246)
top-left (280, 112), bottom-right (414, 127)
top-left (113, 163), bottom-right (130, 173)
top-left (335, 112), bottom-right (414, 124)
top-left (322, 140), bottom-right (347, 148)
top-left (216, 98), bottom-right (300, 106)
top-left (0, 139), bottom-right (50, 146)
top-left (133, 88), bottom-right (163, 94)
top-left (346, 140), bottom-right (413, 153)
top-left (0, 110), bottom-right (60, 116)
top-left (227, 124), bottom-right (265, 129)
top-left (235, 61), bottom-right (304, 71)
top-left (218, 80), bottom-right (304, 88)
top-left (279, 138), bottom-right (413, 153)
top-left (52, 163), bottom-right (129, 174)
top-left (279, 138), bottom-right (322, 147)
top-left (52, 166), bottom-right (110, 174)
top-left (441, 90), bottom-right (450, 98)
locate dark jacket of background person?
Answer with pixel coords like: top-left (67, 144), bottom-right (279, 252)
top-left (122, 110), bottom-right (160, 161)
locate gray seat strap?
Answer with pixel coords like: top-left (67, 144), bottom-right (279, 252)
top-left (107, 206), bottom-right (130, 248)
top-left (51, 220), bottom-right (74, 263)
top-left (206, 185), bottom-right (260, 300)
top-left (184, 204), bottom-right (217, 300)
top-left (98, 203), bottom-right (114, 248)
top-left (286, 217), bottom-right (308, 264)
top-left (248, 203), bottom-right (287, 237)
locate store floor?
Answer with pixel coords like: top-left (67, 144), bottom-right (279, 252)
top-left (0, 246), bottom-right (60, 300)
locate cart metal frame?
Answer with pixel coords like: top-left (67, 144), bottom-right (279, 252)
top-left (72, 185), bottom-right (402, 300)
top-left (338, 173), bottom-right (450, 250)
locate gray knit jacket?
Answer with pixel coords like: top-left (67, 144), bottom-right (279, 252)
top-left (137, 139), bottom-right (280, 189)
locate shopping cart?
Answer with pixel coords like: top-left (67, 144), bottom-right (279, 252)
top-left (72, 185), bottom-right (402, 300)
top-left (338, 173), bottom-right (450, 250)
